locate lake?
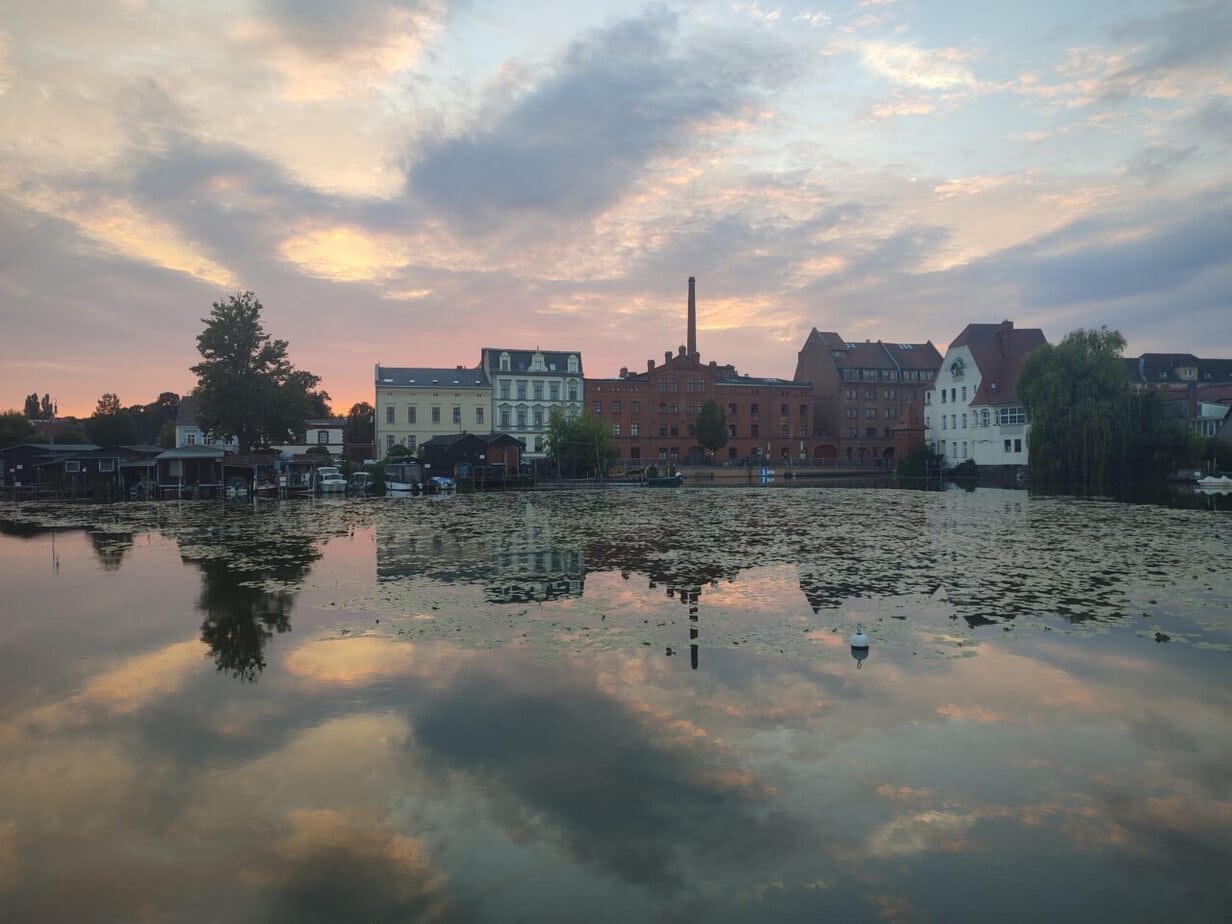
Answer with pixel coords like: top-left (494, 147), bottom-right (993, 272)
top-left (1, 486), bottom-right (1230, 922)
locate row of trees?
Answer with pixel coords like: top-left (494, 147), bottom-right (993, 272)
top-left (1, 392), bottom-right (183, 449)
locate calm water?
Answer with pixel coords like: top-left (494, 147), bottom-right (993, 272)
top-left (1, 487), bottom-right (1230, 923)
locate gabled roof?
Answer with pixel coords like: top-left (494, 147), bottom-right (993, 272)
top-left (949, 321), bottom-right (1048, 406)
top-left (420, 433), bottom-right (486, 448)
top-left (175, 395), bottom-right (197, 426)
top-left (375, 366), bottom-right (490, 387)
top-left (803, 329), bottom-right (940, 370)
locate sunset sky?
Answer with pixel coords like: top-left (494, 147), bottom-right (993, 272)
top-left (2, 0), bottom-right (1229, 418)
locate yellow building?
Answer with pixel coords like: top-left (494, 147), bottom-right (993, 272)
top-left (374, 364), bottom-right (492, 456)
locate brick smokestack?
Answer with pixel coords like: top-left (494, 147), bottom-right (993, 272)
top-left (687, 276), bottom-right (697, 357)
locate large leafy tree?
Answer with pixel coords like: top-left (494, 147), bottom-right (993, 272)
top-left (190, 292), bottom-right (320, 453)
top-left (0, 410), bottom-right (40, 447)
top-left (545, 407), bottom-right (617, 478)
top-left (1018, 327), bottom-right (1143, 488)
top-left (695, 400), bottom-right (728, 456)
top-left (84, 392), bottom-right (139, 446)
top-left (23, 394), bottom-right (39, 418)
top-left (346, 401), bottom-right (375, 446)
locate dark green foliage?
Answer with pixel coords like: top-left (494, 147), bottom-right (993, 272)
top-left (0, 410), bottom-right (39, 448)
top-left (84, 392), bottom-right (138, 446)
top-left (896, 443), bottom-right (944, 489)
top-left (52, 427), bottom-right (87, 444)
top-left (347, 402), bottom-right (375, 445)
top-left (695, 400), bottom-right (728, 454)
top-left (1019, 327), bottom-right (1202, 488)
top-left (546, 407), bottom-right (618, 477)
top-left (190, 291), bottom-right (321, 453)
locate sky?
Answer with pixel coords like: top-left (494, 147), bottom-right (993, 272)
top-left (1, 0), bottom-right (1229, 418)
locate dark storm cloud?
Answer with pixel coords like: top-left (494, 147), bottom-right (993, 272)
top-left (264, 0), bottom-right (455, 55)
top-left (413, 665), bottom-right (810, 892)
top-left (407, 8), bottom-right (797, 232)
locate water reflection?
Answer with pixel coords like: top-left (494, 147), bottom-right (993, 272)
top-left (176, 513), bottom-right (321, 681)
top-left (1, 490), bottom-right (1229, 923)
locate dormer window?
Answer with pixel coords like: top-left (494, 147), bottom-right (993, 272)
top-left (499, 352), bottom-right (511, 371)
top-left (567, 355), bottom-right (578, 373)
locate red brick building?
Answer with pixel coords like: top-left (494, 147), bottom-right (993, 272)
top-left (586, 279), bottom-right (813, 466)
top-left (793, 330), bottom-right (941, 464)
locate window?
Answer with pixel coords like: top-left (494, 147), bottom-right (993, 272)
top-left (568, 385), bottom-right (578, 401)
top-left (961, 413), bottom-right (967, 428)
top-left (670, 424), bottom-right (679, 437)
top-left (659, 425), bottom-right (667, 437)
top-left (961, 386), bottom-right (967, 401)
top-left (950, 388), bottom-right (956, 402)
top-left (631, 400), bottom-right (639, 413)
top-left (187, 433), bottom-right (196, 445)
top-left (317, 430), bottom-right (329, 444)
top-left (659, 402), bottom-right (668, 414)
top-left (865, 388), bottom-right (875, 400)
top-left (729, 403), bottom-right (737, 416)
top-left (1004, 439), bottom-right (1012, 453)
top-left (728, 424), bottom-right (737, 437)
top-left (612, 401), bottom-right (621, 413)
top-left (885, 408), bottom-right (895, 418)
top-left (981, 409), bottom-right (990, 427)
top-left (476, 407), bottom-right (484, 425)
top-left (905, 370), bottom-right (917, 382)
top-left (517, 381), bottom-right (527, 400)
top-left (516, 408), bottom-right (527, 428)
top-left (407, 436), bottom-right (416, 453)
top-left (863, 370), bottom-right (877, 382)
top-left (408, 406), bottom-right (416, 424)
top-left (500, 382), bottom-right (511, 400)
top-left (751, 403), bottom-right (760, 415)
top-left (550, 382), bottom-right (560, 401)
top-left (941, 390), bottom-right (947, 404)
top-left (386, 406), bottom-right (395, 424)
top-left (844, 369), bottom-right (859, 382)
top-left (386, 435), bottom-right (395, 449)
top-left (951, 415), bottom-right (957, 429)
top-left (669, 403), bottom-right (679, 414)
top-left (780, 404), bottom-right (788, 415)
top-left (780, 424), bottom-right (789, 438)
top-left (631, 447), bottom-right (641, 460)
top-left (1015, 438), bottom-right (1022, 453)
top-left (845, 388), bottom-right (856, 399)
top-left (533, 382), bottom-right (544, 400)
top-left (658, 379), bottom-right (668, 393)
top-left (452, 406), bottom-right (461, 424)
top-left (593, 400), bottom-right (602, 413)
top-left (500, 408), bottom-right (511, 429)
top-left (925, 392), bottom-right (931, 405)
top-left (865, 408), bottom-right (876, 419)
top-left (99, 458), bottom-right (116, 472)
top-left (500, 353), bottom-right (511, 371)
top-left (942, 416), bottom-right (947, 430)
top-left (533, 409), bottom-right (543, 429)
top-left (996, 406), bottom-right (1026, 425)
top-left (612, 423), bottom-right (621, 436)
top-left (630, 422), bottom-right (640, 437)
top-left (670, 379), bottom-right (678, 392)
top-left (750, 424), bottom-right (760, 438)
top-left (432, 407), bottom-right (441, 424)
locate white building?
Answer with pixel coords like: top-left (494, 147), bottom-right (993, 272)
top-left (374, 365), bottom-right (492, 456)
top-left (925, 321), bottom-right (1047, 470)
top-left (480, 348), bottom-right (584, 458)
top-left (174, 396), bottom-right (238, 450)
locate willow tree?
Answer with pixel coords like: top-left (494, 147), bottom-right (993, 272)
top-left (1017, 327), bottom-right (1131, 489)
top-left (190, 292), bottom-right (321, 453)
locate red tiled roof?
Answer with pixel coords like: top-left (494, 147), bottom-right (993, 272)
top-left (950, 321), bottom-right (1048, 406)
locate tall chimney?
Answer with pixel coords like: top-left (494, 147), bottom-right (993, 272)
top-left (687, 277), bottom-right (697, 356)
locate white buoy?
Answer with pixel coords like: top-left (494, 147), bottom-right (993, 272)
top-left (850, 623), bottom-right (869, 649)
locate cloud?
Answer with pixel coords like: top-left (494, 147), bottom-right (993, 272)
top-left (407, 9), bottom-right (797, 232)
top-left (858, 39), bottom-right (982, 92)
top-left (1124, 145), bottom-right (1199, 185)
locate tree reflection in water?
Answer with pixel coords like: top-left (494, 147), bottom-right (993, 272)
top-left (179, 518), bottom-right (321, 682)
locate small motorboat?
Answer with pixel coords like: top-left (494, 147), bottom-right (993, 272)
top-left (314, 466), bottom-right (347, 493)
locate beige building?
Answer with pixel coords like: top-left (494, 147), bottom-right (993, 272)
top-left (374, 364), bottom-right (492, 456)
